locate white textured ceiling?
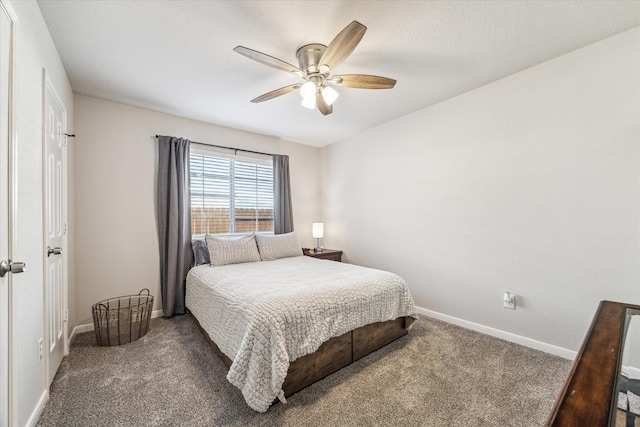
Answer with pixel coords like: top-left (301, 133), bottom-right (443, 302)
top-left (37, 1), bottom-right (640, 147)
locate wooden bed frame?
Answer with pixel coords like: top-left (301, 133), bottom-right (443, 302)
top-left (191, 314), bottom-right (414, 398)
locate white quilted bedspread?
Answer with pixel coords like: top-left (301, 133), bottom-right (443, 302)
top-left (185, 256), bottom-right (418, 412)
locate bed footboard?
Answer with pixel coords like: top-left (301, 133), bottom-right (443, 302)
top-left (353, 317), bottom-right (408, 361)
top-left (282, 331), bottom-right (353, 395)
top-left (191, 313), bottom-right (412, 400)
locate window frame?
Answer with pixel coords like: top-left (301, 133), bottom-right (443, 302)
top-left (189, 146), bottom-right (274, 237)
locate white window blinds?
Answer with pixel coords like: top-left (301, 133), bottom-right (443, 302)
top-left (190, 150), bottom-right (274, 235)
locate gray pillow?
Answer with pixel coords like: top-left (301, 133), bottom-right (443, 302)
top-left (255, 231), bottom-right (302, 261)
top-left (205, 233), bottom-right (261, 266)
top-left (191, 239), bottom-right (210, 266)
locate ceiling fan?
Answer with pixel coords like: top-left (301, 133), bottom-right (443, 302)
top-left (234, 21), bottom-right (396, 116)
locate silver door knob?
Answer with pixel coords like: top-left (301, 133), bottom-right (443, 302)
top-left (0, 260), bottom-right (26, 277)
top-left (47, 246), bottom-right (62, 257)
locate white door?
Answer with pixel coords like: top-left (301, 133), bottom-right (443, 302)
top-left (44, 77), bottom-right (67, 386)
top-left (0, 7), bottom-right (10, 425)
top-left (0, 1), bottom-right (16, 425)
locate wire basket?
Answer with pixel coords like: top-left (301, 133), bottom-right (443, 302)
top-left (92, 289), bottom-right (154, 346)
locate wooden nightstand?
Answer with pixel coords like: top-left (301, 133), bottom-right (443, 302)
top-left (302, 248), bottom-right (343, 262)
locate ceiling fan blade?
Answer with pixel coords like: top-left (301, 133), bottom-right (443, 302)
top-left (328, 74), bottom-right (396, 89)
top-left (319, 21), bottom-right (367, 71)
top-left (316, 91), bottom-right (333, 115)
top-left (234, 46), bottom-right (303, 75)
top-left (250, 84), bottom-right (302, 103)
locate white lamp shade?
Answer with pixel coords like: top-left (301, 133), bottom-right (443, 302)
top-left (301, 95), bottom-right (316, 109)
top-left (300, 81), bottom-right (316, 98)
top-left (312, 222), bottom-right (324, 239)
top-left (321, 86), bottom-right (339, 105)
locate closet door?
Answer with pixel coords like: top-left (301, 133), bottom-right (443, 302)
top-left (0, 2), bottom-right (17, 425)
top-left (43, 76), bottom-right (67, 386)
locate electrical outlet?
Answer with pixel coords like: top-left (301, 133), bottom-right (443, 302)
top-left (503, 291), bottom-right (516, 310)
top-left (38, 338), bottom-right (44, 361)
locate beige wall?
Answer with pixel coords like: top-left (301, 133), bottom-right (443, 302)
top-left (321, 28), bottom-right (640, 355)
top-left (73, 95), bottom-right (321, 325)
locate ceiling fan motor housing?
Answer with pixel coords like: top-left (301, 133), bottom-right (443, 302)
top-left (296, 44), bottom-right (328, 75)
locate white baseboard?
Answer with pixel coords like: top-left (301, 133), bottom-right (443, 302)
top-left (622, 365), bottom-right (640, 380)
top-left (69, 309), bottom-right (165, 344)
top-left (416, 306), bottom-right (577, 360)
top-left (26, 389), bottom-right (48, 427)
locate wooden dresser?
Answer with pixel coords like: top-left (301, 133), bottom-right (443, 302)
top-left (546, 300), bottom-right (640, 426)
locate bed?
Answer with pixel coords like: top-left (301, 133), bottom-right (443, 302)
top-left (185, 233), bottom-right (418, 412)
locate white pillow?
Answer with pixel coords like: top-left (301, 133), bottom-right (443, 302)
top-left (255, 231), bottom-right (302, 261)
top-left (205, 233), bottom-right (261, 266)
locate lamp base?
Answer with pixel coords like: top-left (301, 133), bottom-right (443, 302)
top-left (314, 247), bottom-right (323, 253)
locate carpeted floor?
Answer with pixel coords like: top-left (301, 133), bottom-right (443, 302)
top-left (36, 314), bottom-right (571, 427)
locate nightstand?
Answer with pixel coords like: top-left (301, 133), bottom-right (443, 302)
top-left (302, 248), bottom-right (343, 262)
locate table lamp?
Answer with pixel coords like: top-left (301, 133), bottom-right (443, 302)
top-left (312, 223), bottom-right (324, 253)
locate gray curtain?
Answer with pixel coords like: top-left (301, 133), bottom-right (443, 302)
top-left (156, 136), bottom-right (192, 317)
top-left (273, 154), bottom-right (294, 234)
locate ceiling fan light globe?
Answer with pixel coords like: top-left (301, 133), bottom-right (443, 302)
top-left (301, 95), bottom-right (316, 109)
top-left (321, 86), bottom-right (339, 105)
top-left (300, 81), bottom-right (316, 98)
top-left (319, 64), bottom-right (330, 74)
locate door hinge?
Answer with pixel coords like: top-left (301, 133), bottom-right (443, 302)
top-left (64, 310), bottom-right (68, 322)
top-left (64, 223), bottom-right (67, 234)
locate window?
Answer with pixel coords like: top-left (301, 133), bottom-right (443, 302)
top-left (190, 149), bottom-right (273, 235)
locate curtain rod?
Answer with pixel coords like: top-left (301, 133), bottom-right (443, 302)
top-left (154, 135), bottom-right (273, 157)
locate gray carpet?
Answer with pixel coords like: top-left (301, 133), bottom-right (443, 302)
top-left (36, 315), bottom-right (571, 427)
